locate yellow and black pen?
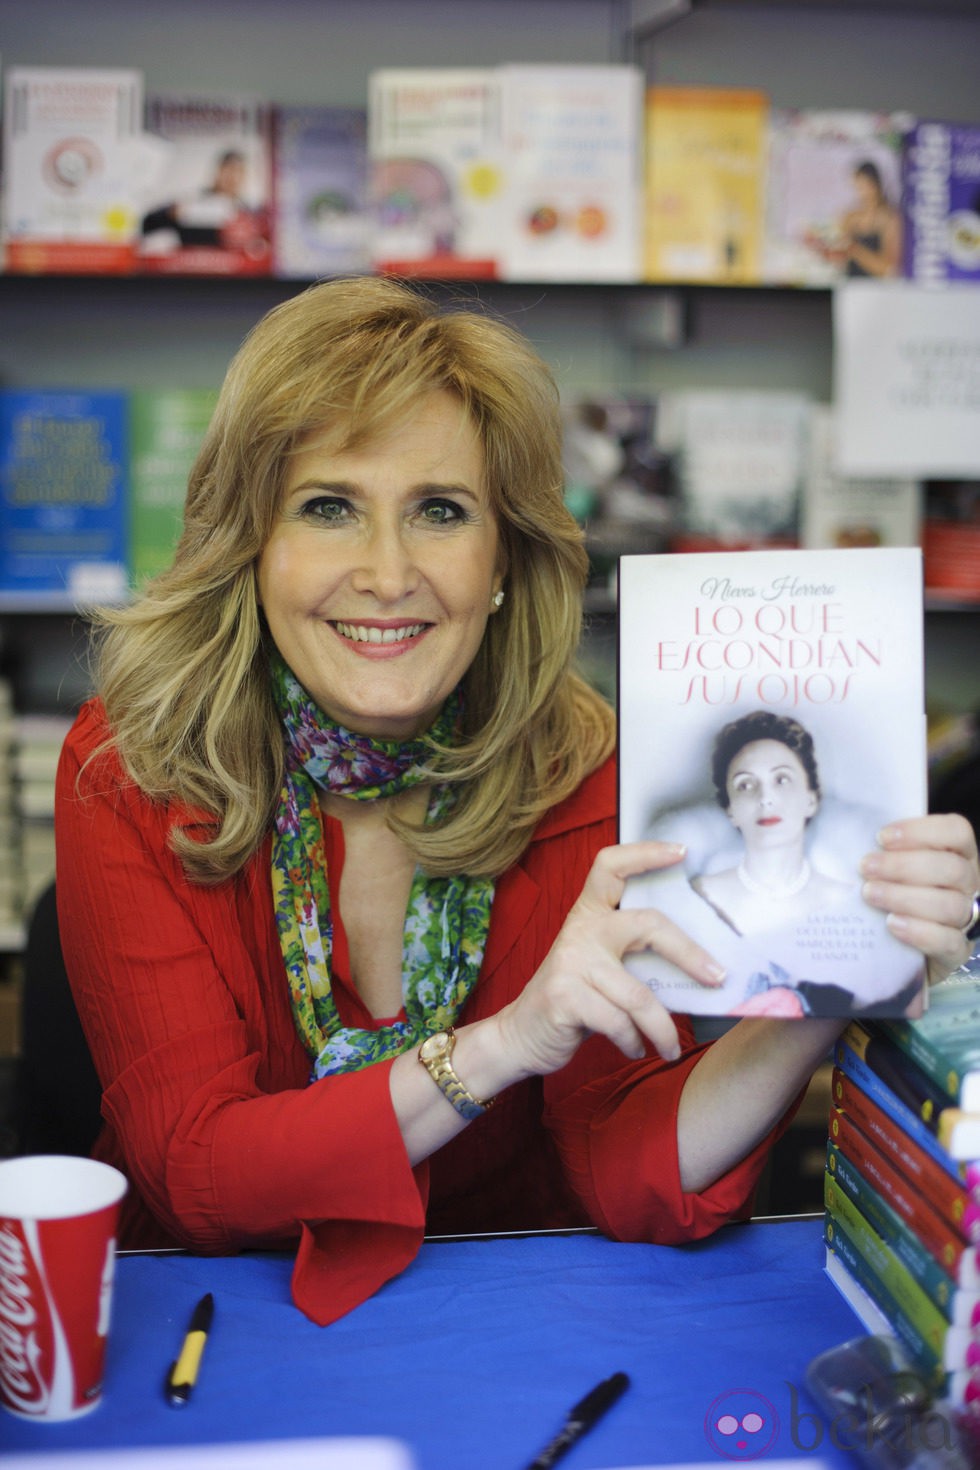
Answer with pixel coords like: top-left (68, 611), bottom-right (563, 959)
top-left (165, 1292), bottom-right (214, 1407)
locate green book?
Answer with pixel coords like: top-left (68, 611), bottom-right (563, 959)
top-left (129, 389), bottom-right (217, 587)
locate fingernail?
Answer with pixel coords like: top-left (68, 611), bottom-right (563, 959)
top-left (668, 842), bottom-right (687, 859)
top-left (860, 854), bottom-right (883, 878)
top-left (886, 913), bottom-right (910, 937)
top-left (878, 825), bottom-right (902, 847)
top-left (704, 961), bottom-right (727, 986)
top-left (862, 881), bottom-right (884, 906)
top-left (662, 1040), bottom-right (681, 1062)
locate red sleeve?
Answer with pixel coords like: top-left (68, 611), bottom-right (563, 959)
top-left (542, 1036), bottom-right (800, 1244)
top-left (55, 701), bottom-right (427, 1324)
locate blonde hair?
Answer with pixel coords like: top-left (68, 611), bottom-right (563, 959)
top-left (93, 276), bottom-right (615, 880)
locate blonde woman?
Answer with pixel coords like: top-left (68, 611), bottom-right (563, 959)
top-left (56, 277), bottom-right (979, 1325)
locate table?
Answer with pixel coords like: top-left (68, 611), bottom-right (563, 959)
top-left (1, 1218), bottom-right (863, 1468)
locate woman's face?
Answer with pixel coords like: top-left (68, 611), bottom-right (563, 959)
top-left (724, 739), bottom-right (818, 849)
top-left (257, 390), bottom-right (504, 740)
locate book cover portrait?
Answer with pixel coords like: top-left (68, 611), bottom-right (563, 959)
top-left (618, 547), bottom-right (927, 1018)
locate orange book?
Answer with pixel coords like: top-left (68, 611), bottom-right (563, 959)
top-left (644, 86), bottom-right (768, 284)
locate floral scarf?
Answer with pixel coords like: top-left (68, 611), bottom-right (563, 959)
top-left (269, 651), bottom-right (494, 1080)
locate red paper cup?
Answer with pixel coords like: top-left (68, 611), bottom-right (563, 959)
top-left (0, 1155), bottom-right (127, 1422)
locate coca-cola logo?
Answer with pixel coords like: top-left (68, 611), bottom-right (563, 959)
top-left (0, 1223), bottom-right (51, 1414)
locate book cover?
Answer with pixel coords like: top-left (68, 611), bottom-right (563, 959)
top-left (138, 93), bottom-right (272, 276)
top-left (129, 388), bottom-right (217, 587)
top-left (832, 1066), bottom-right (980, 1225)
top-left (827, 1143), bottom-right (980, 1307)
top-left (764, 109), bottom-right (907, 285)
top-left (496, 64), bottom-right (643, 283)
top-left (655, 391), bottom-right (810, 550)
top-left (848, 1020), bottom-right (980, 1163)
top-left (272, 105), bottom-right (370, 279)
top-left (643, 87), bottom-right (768, 285)
top-left (0, 389), bottom-right (128, 602)
top-left (801, 405), bottom-right (921, 551)
top-left (829, 1106), bottom-right (976, 1278)
top-left (368, 68), bottom-right (502, 278)
top-left (880, 966), bottom-right (980, 1113)
top-left (2, 66), bottom-right (143, 274)
top-left (903, 122), bottom-right (980, 284)
top-left (836, 1034), bottom-right (976, 1185)
top-left (618, 546), bottom-right (927, 1017)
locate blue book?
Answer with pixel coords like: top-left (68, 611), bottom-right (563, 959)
top-left (0, 389), bottom-right (129, 602)
top-left (835, 1034), bottom-right (969, 1182)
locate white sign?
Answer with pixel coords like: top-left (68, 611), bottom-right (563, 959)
top-left (834, 281), bottom-right (980, 476)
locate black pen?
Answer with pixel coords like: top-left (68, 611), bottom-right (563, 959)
top-left (524, 1371), bottom-right (630, 1469)
top-left (165, 1292), bottom-right (214, 1406)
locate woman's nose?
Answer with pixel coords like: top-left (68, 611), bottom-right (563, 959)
top-left (350, 523), bottom-right (421, 602)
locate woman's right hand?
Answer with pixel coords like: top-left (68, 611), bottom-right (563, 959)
top-left (491, 842), bottom-right (727, 1079)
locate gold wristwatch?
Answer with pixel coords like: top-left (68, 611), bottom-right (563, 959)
top-left (417, 1027), bottom-right (495, 1121)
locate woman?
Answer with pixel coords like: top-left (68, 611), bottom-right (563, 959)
top-left (55, 277), bottom-right (979, 1326)
top-left (807, 159), bottom-right (902, 279)
top-left (692, 711), bottom-right (855, 939)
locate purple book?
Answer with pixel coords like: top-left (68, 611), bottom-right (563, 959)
top-left (903, 121), bottom-right (980, 282)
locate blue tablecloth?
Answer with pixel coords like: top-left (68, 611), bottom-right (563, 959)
top-left (1, 1218), bottom-right (862, 1468)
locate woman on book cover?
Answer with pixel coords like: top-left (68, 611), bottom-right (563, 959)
top-left (692, 711), bottom-right (854, 935)
top-left (806, 158), bottom-right (902, 279)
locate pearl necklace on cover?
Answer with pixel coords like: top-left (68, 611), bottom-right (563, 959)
top-left (736, 859), bottom-right (811, 899)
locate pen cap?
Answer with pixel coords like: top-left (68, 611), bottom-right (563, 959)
top-left (0, 1154), bottom-right (127, 1423)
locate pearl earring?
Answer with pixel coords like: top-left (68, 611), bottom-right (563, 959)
top-left (492, 590), bottom-right (505, 609)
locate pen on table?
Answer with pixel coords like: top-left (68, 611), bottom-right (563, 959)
top-left (523, 1370), bottom-right (630, 1470)
top-left (165, 1291), bottom-right (214, 1407)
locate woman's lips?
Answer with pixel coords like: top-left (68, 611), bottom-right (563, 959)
top-left (330, 620), bottom-right (431, 658)
top-left (757, 816), bottom-right (782, 826)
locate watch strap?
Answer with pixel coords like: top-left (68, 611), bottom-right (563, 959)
top-left (418, 1027), bottom-right (495, 1121)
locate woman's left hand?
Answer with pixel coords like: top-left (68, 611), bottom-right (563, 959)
top-left (860, 813), bottom-right (980, 984)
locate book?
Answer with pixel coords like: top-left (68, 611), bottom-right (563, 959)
top-left (368, 68), bottom-right (502, 278)
top-left (655, 390), bottom-right (810, 550)
top-left (496, 64), bottom-right (643, 282)
top-left (824, 1210), bottom-right (972, 1395)
top-left (138, 93), bottom-right (273, 275)
top-left (801, 405), bottom-right (921, 552)
top-left (271, 105), bottom-right (371, 279)
top-left (827, 1143), bottom-right (980, 1311)
top-left (875, 973), bottom-right (980, 1113)
top-left (829, 1107), bottom-right (977, 1280)
top-left (826, 1170), bottom-right (972, 1350)
top-left (2, 66), bottom-right (144, 274)
top-left (832, 1066), bottom-right (980, 1224)
top-left (764, 109), bottom-right (907, 285)
top-left (643, 87), bottom-right (768, 285)
top-left (903, 122), bottom-right (980, 284)
top-left (0, 389), bottom-right (128, 602)
top-left (618, 546), bottom-right (927, 1017)
top-left (846, 1020), bottom-right (980, 1162)
top-left (129, 388), bottom-right (217, 587)
top-left (835, 1033), bottom-right (977, 1185)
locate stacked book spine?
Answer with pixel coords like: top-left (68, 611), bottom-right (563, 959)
top-left (824, 964), bottom-right (980, 1411)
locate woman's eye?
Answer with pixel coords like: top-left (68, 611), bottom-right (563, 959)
top-left (419, 498), bottom-right (466, 525)
top-left (303, 497), bottom-right (351, 523)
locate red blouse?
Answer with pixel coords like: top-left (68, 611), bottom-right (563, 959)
top-left (55, 699), bottom-right (785, 1325)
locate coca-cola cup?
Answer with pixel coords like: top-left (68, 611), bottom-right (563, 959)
top-left (0, 1154), bottom-right (127, 1422)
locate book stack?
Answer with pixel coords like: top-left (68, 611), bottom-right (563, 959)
top-left (824, 965), bottom-right (980, 1411)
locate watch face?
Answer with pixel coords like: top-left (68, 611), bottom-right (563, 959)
top-left (420, 1031), bottom-right (450, 1061)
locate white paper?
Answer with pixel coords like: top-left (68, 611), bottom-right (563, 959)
top-left (834, 281), bottom-right (980, 476)
top-left (1, 1438), bottom-right (416, 1470)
